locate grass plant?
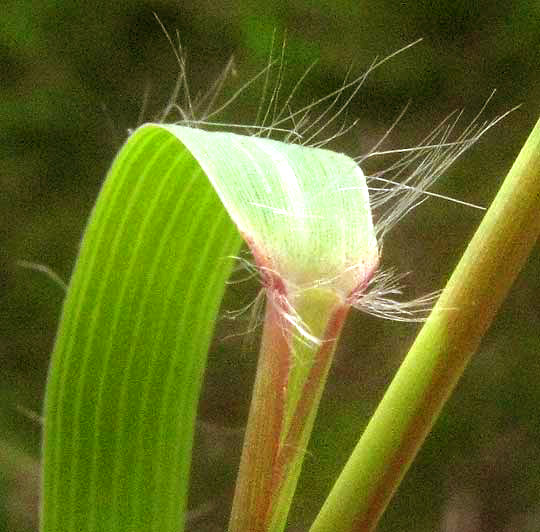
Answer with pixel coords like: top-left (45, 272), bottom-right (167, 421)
top-left (40, 39), bottom-right (540, 532)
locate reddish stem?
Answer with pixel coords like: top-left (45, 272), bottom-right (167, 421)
top-left (228, 288), bottom-right (292, 531)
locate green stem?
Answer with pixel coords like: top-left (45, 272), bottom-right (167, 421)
top-left (310, 115), bottom-right (540, 532)
top-left (229, 285), bottom-right (349, 532)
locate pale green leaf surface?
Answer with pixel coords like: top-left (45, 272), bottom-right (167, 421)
top-left (162, 125), bottom-right (378, 293)
top-left (41, 123), bottom-right (376, 532)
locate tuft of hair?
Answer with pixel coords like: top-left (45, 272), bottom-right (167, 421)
top-left (357, 93), bottom-right (519, 242)
top-left (221, 253), bottom-right (267, 348)
top-left (224, 253), bottom-right (325, 348)
top-left (350, 267), bottom-right (442, 322)
top-left (149, 20), bottom-right (516, 327)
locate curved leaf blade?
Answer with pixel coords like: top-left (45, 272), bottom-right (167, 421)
top-left (42, 126), bottom-right (242, 532)
top-left (41, 123), bottom-right (376, 532)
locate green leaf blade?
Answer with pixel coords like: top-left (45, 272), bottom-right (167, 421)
top-left (42, 123), bottom-right (377, 532)
top-left (42, 126), bottom-right (242, 532)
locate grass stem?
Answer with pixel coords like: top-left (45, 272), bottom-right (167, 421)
top-left (310, 115), bottom-right (540, 532)
top-left (229, 286), bottom-right (349, 532)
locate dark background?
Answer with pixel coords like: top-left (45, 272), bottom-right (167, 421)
top-left (2, 2), bottom-right (540, 531)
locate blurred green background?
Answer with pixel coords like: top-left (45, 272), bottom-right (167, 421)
top-left (2, 1), bottom-right (540, 531)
